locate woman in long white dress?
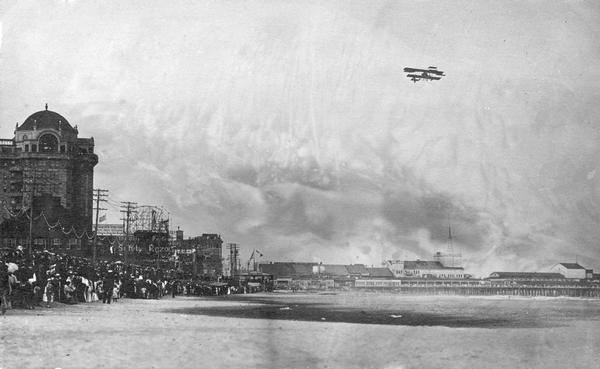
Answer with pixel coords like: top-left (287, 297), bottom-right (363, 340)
top-left (112, 279), bottom-right (121, 302)
top-left (81, 277), bottom-right (92, 302)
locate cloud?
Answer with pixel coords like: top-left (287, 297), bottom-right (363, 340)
top-left (1, 0), bottom-right (600, 275)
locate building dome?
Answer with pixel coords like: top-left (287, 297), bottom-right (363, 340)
top-left (17, 107), bottom-right (76, 133)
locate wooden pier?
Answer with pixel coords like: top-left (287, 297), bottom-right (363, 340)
top-left (386, 285), bottom-right (600, 297)
top-left (353, 279), bottom-right (600, 297)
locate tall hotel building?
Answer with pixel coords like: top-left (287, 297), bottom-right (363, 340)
top-left (0, 106), bottom-right (97, 253)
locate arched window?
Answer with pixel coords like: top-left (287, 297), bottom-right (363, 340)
top-left (39, 134), bottom-right (59, 152)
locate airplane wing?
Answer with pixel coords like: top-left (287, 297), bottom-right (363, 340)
top-left (404, 67), bottom-right (429, 73)
top-left (421, 75), bottom-right (441, 80)
top-left (406, 74), bottom-right (423, 79)
top-left (426, 70), bottom-right (445, 76)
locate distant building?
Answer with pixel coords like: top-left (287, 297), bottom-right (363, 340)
top-left (0, 106), bottom-right (97, 252)
top-left (347, 264), bottom-right (371, 278)
top-left (94, 223), bottom-right (125, 256)
top-left (260, 262), bottom-right (316, 280)
top-left (385, 260), bottom-right (465, 279)
top-left (175, 228), bottom-right (184, 242)
top-left (194, 234), bottom-right (223, 276)
top-left (487, 272), bottom-right (566, 285)
top-left (313, 264), bottom-right (348, 278)
top-left (174, 233), bottom-right (223, 278)
top-left (365, 267), bottom-right (394, 279)
top-left (551, 263), bottom-right (587, 279)
top-left (259, 263), bottom-right (388, 279)
top-left (133, 230), bottom-right (170, 253)
top-left (585, 269), bottom-right (594, 279)
top-left (96, 224), bottom-right (124, 236)
top-left (433, 250), bottom-right (462, 268)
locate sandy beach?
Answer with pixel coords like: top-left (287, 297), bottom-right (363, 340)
top-left (1, 293), bottom-right (599, 369)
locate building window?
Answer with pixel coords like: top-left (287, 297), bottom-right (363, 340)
top-left (32, 144), bottom-right (37, 152)
top-left (60, 145), bottom-right (66, 153)
top-left (39, 134), bottom-right (59, 152)
top-left (68, 238), bottom-right (80, 250)
top-left (25, 145), bottom-right (29, 152)
top-left (34, 238), bottom-right (46, 249)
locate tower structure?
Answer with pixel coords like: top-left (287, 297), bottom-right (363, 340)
top-left (433, 218), bottom-right (462, 268)
top-left (0, 105), bottom-right (98, 252)
top-left (226, 243), bottom-right (239, 278)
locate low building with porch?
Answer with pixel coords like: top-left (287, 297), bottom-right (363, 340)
top-left (386, 260), bottom-right (466, 279)
top-left (487, 272), bottom-right (566, 286)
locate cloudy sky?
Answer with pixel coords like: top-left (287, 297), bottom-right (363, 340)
top-left (1, 0), bottom-right (599, 275)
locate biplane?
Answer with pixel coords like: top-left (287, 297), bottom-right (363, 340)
top-left (404, 66), bottom-right (445, 83)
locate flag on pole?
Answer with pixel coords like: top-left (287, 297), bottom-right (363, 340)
top-left (99, 214), bottom-right (107, 223)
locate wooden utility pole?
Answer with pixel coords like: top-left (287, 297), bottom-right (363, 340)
top-left (120, 201), bottom-right (137, 263)
top-left (192, 245), bottom-right (197, 279)
top-left (27, 170), bottom-right (36, 256)
top-left (92, 189), bottom-right (108, 263)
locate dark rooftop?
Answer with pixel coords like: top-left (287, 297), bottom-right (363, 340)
top-left (404, 260), bottom-right (463, 270)
top-left (558, 263), bottom-right (585, 269)
top-left (321, 264), bottom-right (349, 276)
top-left (488, 272), bottom-right (565, 279)
top-left (17, 109), bottom-right (76, 133)
top-left (346, 264), bottom-right (369, 275)
top-left (366, 267), bottom-right (394, 278)
top-left (259, 262), bottom-right (317, 278)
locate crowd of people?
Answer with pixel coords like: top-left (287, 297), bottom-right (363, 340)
top-left (0, 246), bottom-right (179, 316)
top-left (1, 246), bottom-right (270, 316)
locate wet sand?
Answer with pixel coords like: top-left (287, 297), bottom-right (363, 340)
top-left (1, 293), bottom-right (599, 369)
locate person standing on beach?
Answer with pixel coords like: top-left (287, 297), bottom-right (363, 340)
top-left (171, 280), bottom-right (178, 298)
top-left (1, 263), bottom-right (10, 316)
top-left (102, 274), bottom-right (115, 304)
top-left (63, 281), bottom-right (76, 304)
top-left (44, 277), bottom-right (55, 308)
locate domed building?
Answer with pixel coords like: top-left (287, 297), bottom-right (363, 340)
top-left (0, 105), bottom-right (98, 253)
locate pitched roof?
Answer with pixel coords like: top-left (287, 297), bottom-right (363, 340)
top-left (346, 264), bottom-right (369, 275)
top-left (404, 260), bottom-right (453, 270)
top-left (292, 263), bottom-right (316, 276)
top-left (259, 263), bottom-right (295, 278)
top-left (488, 272), bottom-right (565, 279)
top-left (321, 264), bottom-right (349, 276)
top-left (259, 262), bottom-right (317, 278)
top-left (367, 267), bottom-right (394, 278)
top-left (558, 263), bottom-right (585, 269)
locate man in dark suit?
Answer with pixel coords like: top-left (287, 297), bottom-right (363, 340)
top-left (102, 274), bottom-right (115, 304)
